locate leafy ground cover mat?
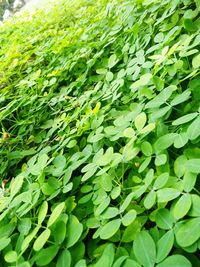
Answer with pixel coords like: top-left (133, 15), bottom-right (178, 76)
top-left (0, 0), bottom-right (200, 266)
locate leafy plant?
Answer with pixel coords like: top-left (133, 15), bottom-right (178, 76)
top-left (0, 0), bottom-right (200, 266)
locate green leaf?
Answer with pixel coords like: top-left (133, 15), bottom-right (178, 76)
top-left (119, 192), bottom-right (134, 213)
top-left (18, 218), bottom-right (32, 235)
top-left (145, 86), bottom-right (174, 109)
top-left (35, 245), bottom-right (59, 266)
top-left (66, 215), bottom-right (83, 248)
top-left (155, 208), bottom-right (174, 230)
top-left (133, 231), bottom-right (156, 267)
top-left (99, 219), bottom-right (121, 239)
top-left (74, 260), bottom-right (87, 267)
top-left (172, 113), bottom-right (198, 126)
top-left (155, 154), bottom-right (167, 166)
top-left (108, 54), bottom-right (118, 69)
top-left (157, 188), bottom-right (180, 203)
top-left (0, 237), bottom-right (11, 251)
top-left (123, 259), bottom-right (142, 267)
top-left (173, 194), bottom-right (191, 220)
top-left (47, 202), bottom-right (65, 228)
top-left (140, 123), bottom-right (155, 134)
top-left (101, 207), bottom-right (119, 219)
top-left (111, 186), bottom-right (121, 199)
top-left (174, 133), bottom-right (188, 148)
top-left (33, 228), bottom-right (51, 251)
top-left (187, 116), bottom-right (200, 140)
top-left (94, 244), bottom-right (115, 267)
top-left (122, 210), bottom-right (137, 226)
top-left (106, 71), bottom-right (114, 82)
top-left (192, 54), bottom-right (200, 68)
top-left (156, 230), bottom-right (174, 263)
top-left (154, 133), bottom-right (177, 153)
top-left (171, 90), bottom-right (191, 106)
top-left (95, 196), bottom-right (110, 216)
top-left (156, 255), bottom-right (192, 267)
top-left (183, 172), bottom-right (197, 192)
top-left (53, 220), bottom-right (67, 244)
top-left (10, 174), bottom-right (24, 198)
top-left (153, 173), bottom-right (169, 190)
top-left (176, 217), bottom-right (200, 247)
top-left (123, 128), bottom-right (135, 138)
top-left (138, 157), bottom-right (151, 173)
top-left (135, 112), bottom-right (147, 131)
top-left (38, 201), bottom-right (48, 225)
top-left (141, 141), bottom-right (153, 156)
top-left (174, 155), bottom-right (187, 177)
top-left (186, 159), bottom-right (200, 173)
top-left (144, 190), bottom-right (156, 209)
top-left (4, 251), bottom-right (18, 263)
top-left (21, 226), bottom-right (40, 251)
top-left (56, 249), bottom-right (71, 267)
top-left (188, 194), bottom-right (200, 216)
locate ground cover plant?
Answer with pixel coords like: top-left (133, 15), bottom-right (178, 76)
top-left (0, 0), bottom-right (200, 266)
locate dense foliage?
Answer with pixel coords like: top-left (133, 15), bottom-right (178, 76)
top-left (0, 0), bottom-right (200, 266)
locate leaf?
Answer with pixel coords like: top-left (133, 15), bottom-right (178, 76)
top-left (106, 71), bottom-right (114, 82)
top-left (186, 159), bottom-right (200, 173)
top-left (153, 173), bottom-right (169, 190)
top-left (111, 186), bottom-right (121, 199)
top-left (135, 112), bottom-right (147, 131)
top-left (176, 217), bottom-right (200, 247)
top-left (123, 128), bottom-right (135, 138)
top-left (123, 259), bottom-right (142, 267)
top-left (74, 260), bottom-right (87, 267)
top-left (156, 255), bottom-right (192, 267)
top-left (174, 133), bottom-right (188, 148)
top-left (119, 192), bottom-right (135, 213)
top-left (95, 196), bottom-right (110, 216)
top-left (47, 202), bottom-right (65, 228)
top-left (94, 244), bottom-right (115, 267)
top-left (140, 123), bottom-right (155, 134)
top-left (188, 194), bottom-right (200, 217)
top-left (38, 201), bottom-right (48, 225)
top-left (10, 174), bottom-right (24, 198)
top-left (21, 226), bottom-right (40, 251)
top-left (33, 228), bottom-right (51, 251)
top-left (0, 237), bottom-right (11, 251)
top-left (173, 194), bottom-right (191, 220)
top-left (141, 141), bottom-right (153, 156)
top-left (35, 245), bottom-right (59, 266)
top-left (101, 207), bottom-right (119, 219)
top-left (172, 113), bottom-right (198, 126)
top-left (154, 133), bottom-right (177, 153)
top-left (157, 188), bottom-right (180, 203)
top-left (156, 230), bottom-right (174, 263)
top-left (192, 54), bottom-right (200, 68)
top-left (108, 54), bottom-right (118, 69)
top-left (56, 249), bottom-right (71, 267)
top-left (66, 215), bottom-right (83, 248)
top-left (113, 256), bottom-right (128, 267)
top-left (133, 231), bottom-right (156, 266)
top-left (171, 90), bottom-right (191, 106)
top-left (183, 172), bottom-right (197, 192)
top-left (155, 208), bottom-right (174, 230)
top-left (99, 219), bottom-right (121, 239)
top-left (174, 155), bottom-right (187, 177)
top-left (187, 116), bottom-right (200, 140)
top-left (144, 190), bottom-right (156, 209)
top-left (155, 154), bottom-right (167, 166)
top-left (4, 251), bottom-right (18, 263)
top-left (122, 210), bottom-right (137, 226)
top-left (145, 86), bottom-right (174, 109)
